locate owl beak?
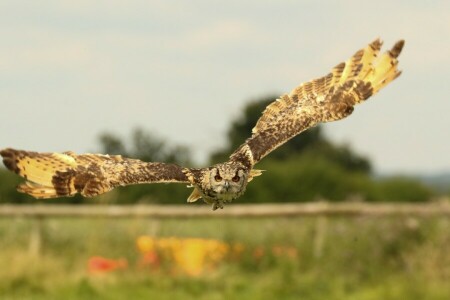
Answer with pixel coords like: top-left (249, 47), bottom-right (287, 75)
top-left (224, 181), bottom-right (230, 190)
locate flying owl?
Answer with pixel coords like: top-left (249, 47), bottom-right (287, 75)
top-left (1, 38), bottom-right (404, 210)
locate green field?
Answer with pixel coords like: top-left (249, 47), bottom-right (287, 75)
top-left (0, 215), bottom-right (449, 299)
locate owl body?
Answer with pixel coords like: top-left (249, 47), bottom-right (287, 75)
top-left (185, 162), bottom-right (251, 210)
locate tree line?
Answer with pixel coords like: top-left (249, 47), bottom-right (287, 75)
top-left (0, 96), bottom-right (435, 204)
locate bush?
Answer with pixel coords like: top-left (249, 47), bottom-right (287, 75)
top-left (241, 153), bottom-right (433, 203)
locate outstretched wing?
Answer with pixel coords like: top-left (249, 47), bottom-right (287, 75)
top-left (230, 39), bottom-right (404, 168)
top-left (0, 148), bottom-right (190, 198)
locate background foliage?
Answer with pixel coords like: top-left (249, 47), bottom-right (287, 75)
top-left (0, 216), bottom-right (449, 299)
top-left (0, 96), bottom-right (437, 204)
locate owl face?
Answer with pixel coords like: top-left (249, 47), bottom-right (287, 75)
top-left (207, 164), bottom-right (248, 201)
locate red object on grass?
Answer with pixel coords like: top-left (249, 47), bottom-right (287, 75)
top-left (88, 256), bottom-right (128, 273)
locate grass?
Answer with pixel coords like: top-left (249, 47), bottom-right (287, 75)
top-left (0, 215), bottom-right (449, 299)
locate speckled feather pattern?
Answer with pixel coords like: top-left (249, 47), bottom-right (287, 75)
top-left (230, 39), bottom-right (404, 167)
top-left (0, 148), bottom-right (189, 198)
top-left (0, 39), bottom-right (404, 210)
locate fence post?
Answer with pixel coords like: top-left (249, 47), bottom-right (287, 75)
top-left (29, 216), bottom-right (43, 257)
top-left (313, 216), bottom-right (328, 258)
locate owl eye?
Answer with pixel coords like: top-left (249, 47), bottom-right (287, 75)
top-left (214, 174), bottom-right (222, 182)
top-left (232, 175), bottom-right (240, 182)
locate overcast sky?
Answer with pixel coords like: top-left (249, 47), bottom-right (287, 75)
top-left (0, 0), bottom-right (449, 174)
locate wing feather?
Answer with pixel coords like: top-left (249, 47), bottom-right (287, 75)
top-left (0, 148), bottom-right (190, 199)
top-left (231, 39), bottom-right (404, 167)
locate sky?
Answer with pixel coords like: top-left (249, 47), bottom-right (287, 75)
top-left (0, 0), bottom-right (449, 175)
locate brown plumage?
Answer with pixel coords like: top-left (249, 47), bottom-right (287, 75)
top-left (230, 39), bottom-right (404, 167)
top-left (1, 38), bottom-right (404, 210)
top-left (0, 149), bottom-right (189, 198)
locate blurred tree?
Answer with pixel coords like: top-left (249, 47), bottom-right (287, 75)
top-left (98, 133), bottom-right (128, 156)
top-left (0, 168), bottom-right (32, 203)
top-left (131, 128), bottom-right (167, 162)
top-left (374, 176), bottom-right (433, 203)
top-left (304, 141), bottom-right (371, 173)
top-left (98, 128), bottom-right (192, 166)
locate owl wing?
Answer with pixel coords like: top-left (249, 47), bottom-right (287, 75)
top-left (0, 148), bottom-right (190, 198)
top-left (230, 39), bottom-right (404, 168)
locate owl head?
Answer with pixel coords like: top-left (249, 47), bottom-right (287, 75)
top-left (208, 163), bottom-right (248, 200)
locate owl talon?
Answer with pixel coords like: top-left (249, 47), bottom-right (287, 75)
top-left (212, 200), bottom-right (224, 211)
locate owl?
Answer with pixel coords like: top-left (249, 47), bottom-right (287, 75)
top-left (1, 38), bottom-right (404, 210)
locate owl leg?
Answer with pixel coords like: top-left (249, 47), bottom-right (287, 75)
top-left (202, 197), bottom-right (224, 210)
top-left (212, 200), bottom-right (224, 211)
